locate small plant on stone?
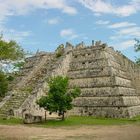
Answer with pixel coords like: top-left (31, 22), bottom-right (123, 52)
top-left (55, 44), bottom-right (64, 58)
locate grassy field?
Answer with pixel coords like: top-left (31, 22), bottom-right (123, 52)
top-left (38, 116), bottom-right (140, 127)
top-left (0, 117), bottom-right (22, 125)
top-left (0, 116), bottom-right (140, 127)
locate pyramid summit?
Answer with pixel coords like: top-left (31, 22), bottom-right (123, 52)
top-left (0, 41), bottom-right (140, 118)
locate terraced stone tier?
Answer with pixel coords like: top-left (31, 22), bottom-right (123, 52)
top-left (69, 77), bottom-right (113, 88)
top-left (68, 106), bottom-right (140, 118)
top-left (68, 67), bottom-right (110, 79)
top-left (72, 50), bottom-right (107, 61)
top-left (68, 67), bottom-right (131, 80)
top-left (73, 96), bottom-right (140, 107)
top-left (69, 76), bottom-right (132, 88)
top-left (78, 87), bottom-right (136, 97)
top-left (69, 58), bottom-right (108, 71)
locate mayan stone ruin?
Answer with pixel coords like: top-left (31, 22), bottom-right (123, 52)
top-left (0, 41), bottom-right (140, 119)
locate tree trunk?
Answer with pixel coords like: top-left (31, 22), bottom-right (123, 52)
top-left (62, 112), bottom-right (65, 121)
top-left (45, 111), bottom-right (47, 122)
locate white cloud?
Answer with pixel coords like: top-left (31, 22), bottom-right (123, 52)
top-left (118, 27), bottom-right (140, 37)
top-left (114, 40), bottom-right (135, 50)
top-left (96, 20), bottom-right (140, 50)
top-left (108, 22), bottom-right (136, 29)
top-left (62, 6), bottom-right (77, 15)
top-left (78, 0), bottom-right (140, 17)
top-left (47, 18), bottom-right (60, 25)
top-left (96, 20), bottom-right (110, 25)
top-left (0, 0), bottom-right (77, 18)
top-left (0, 0), bottom-right (77, 42)
top-left (110, 26), bottom-right (140, 40)
top-left (110, 26), bottom-right (140, 50)
top-left (0, 24), bottom-right (31, 42)
top-left (60, 28), bottom-right (78, 39)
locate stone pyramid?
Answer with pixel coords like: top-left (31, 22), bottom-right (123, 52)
top-left (0, 41), bottom-right (140, 118)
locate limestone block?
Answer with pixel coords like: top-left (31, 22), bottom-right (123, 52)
top-left (111, 67), bottom-right (130, 79)
top-left (127, 106), bottom-right (140, 117)
top-left (114, 77), bottom-right (132, 87)
top-left (117, 87), bottom-right (136, 96)
top-left (122, 96), bottom-right (140, 106)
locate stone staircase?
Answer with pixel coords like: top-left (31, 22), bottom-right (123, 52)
top-left (0, 52), bottom-right (60, 118)
top-left (0, 91), bottom-right (29, 117)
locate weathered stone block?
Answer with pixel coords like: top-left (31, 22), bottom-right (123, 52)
top-left (23, 113), bottom-right (42, 124)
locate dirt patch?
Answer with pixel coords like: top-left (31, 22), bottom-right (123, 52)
top-left (0, 124), bottom-right (140, 140)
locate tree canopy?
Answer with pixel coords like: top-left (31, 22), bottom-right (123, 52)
top-left (0, 36), bottom-right (25, 61)
top-left (37, 76), bottom-right (81, 120)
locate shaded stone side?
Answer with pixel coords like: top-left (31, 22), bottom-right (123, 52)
top-left (68, 43), bottom-right (140, 118)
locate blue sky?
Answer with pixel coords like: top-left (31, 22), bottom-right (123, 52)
top-left (0, 0), bottom-right (140, 61)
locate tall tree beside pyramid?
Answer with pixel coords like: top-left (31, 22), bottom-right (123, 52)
top-left (0, 35), bottom-right (25, 97)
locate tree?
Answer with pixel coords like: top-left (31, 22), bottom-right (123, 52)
top-left (0, 36), bottom-right (25, 61)
top-left (37, 76), bottom-right (81, 120)
top-left (0, 71), bottom-right (8, 97)
top-left (0, 35), bottom-right (25, 97)
top-left (134, 39), bottom-right (140, 65)
top-left (0, 35), bottom-right (25, 72)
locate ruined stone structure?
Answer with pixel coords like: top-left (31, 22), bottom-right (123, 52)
top-left (0, 41), bottom-right (140, 118)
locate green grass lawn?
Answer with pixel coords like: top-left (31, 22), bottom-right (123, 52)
top-left (0, 117), bottom-right (22, 125)
top-left (38, 116), bottom-right (140, 127)
top-left (0, 116), bottom-right (140, 127)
